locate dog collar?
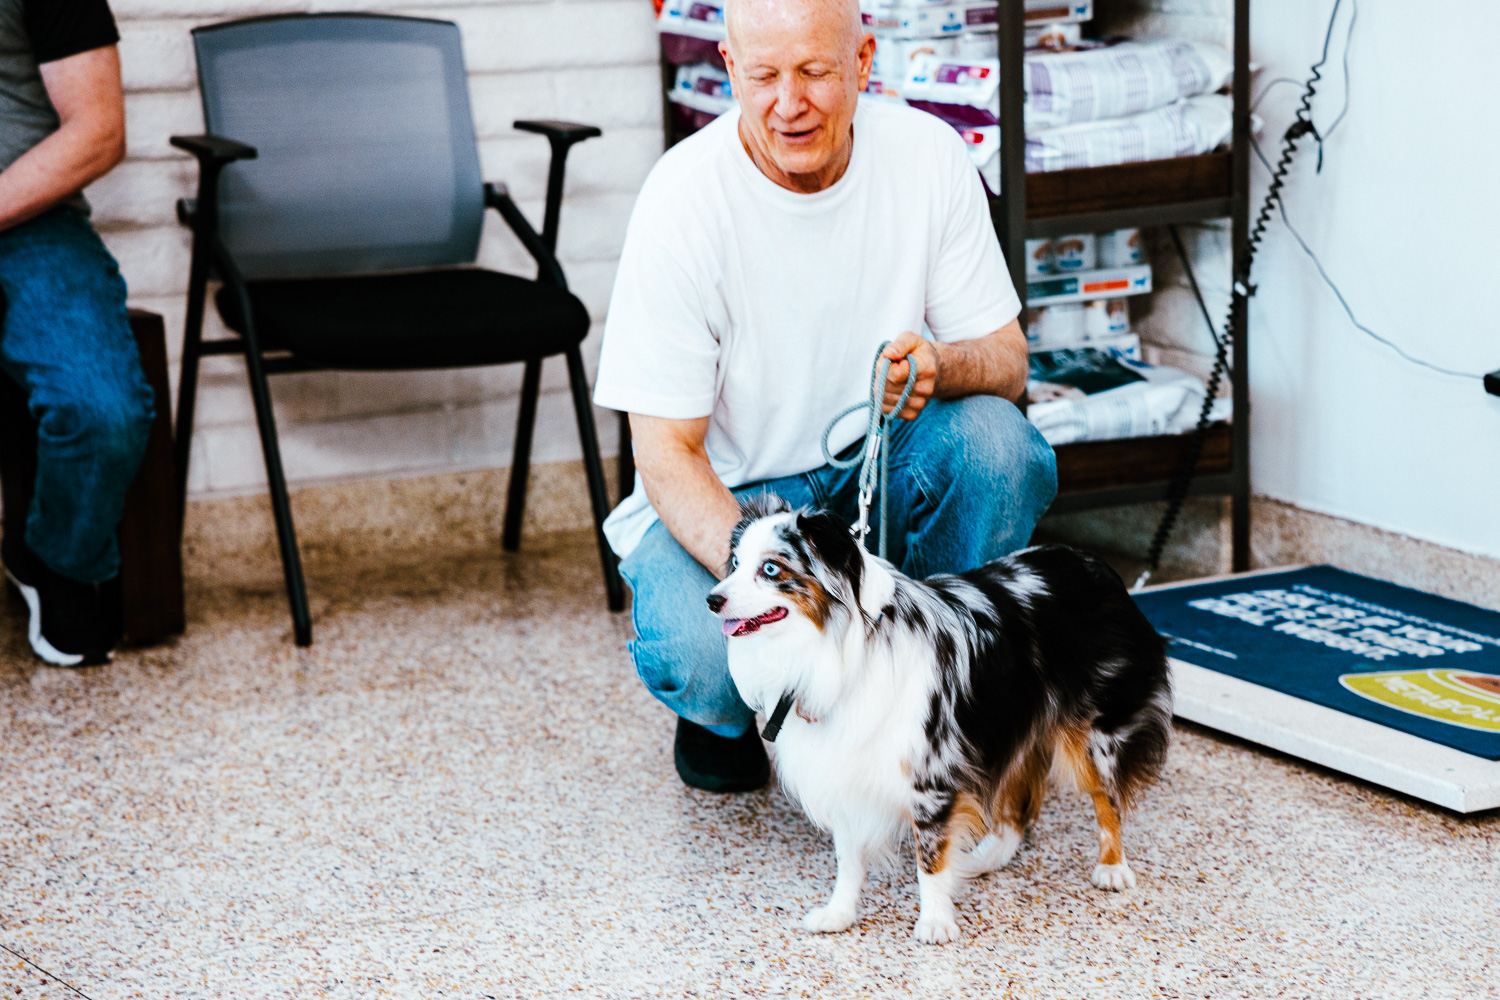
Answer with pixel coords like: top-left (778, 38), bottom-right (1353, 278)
top-left (761, 692), bottom-right (795, 742)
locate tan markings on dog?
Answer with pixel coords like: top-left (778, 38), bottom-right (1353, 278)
top-left (946, 791), bottom-right (989, 851)
top-left (777, 566), bottom-right (836, 630)
top-left (913, 821), bottom-right (950, 876)
top-left (900, 760), bottom-right (913, 778)
top-left (795, 700), bottom-right (819, 724)
top-left (1058, 724), bottom-right (1125, 867)
top-left (992, 739), bottom-right (1052, 837)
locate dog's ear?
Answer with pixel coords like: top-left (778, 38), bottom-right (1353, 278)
top-left (796, 510), bottom-right (863, 609)
top-left (729, 492), bottom-right (792, 566)
top-left (738, 492), bottom-right (791, 521)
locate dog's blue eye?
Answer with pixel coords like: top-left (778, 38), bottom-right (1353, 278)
top-left (730, 555), bottom-right (739, 570)
top-left (762, 561), bottom-right (780, 578)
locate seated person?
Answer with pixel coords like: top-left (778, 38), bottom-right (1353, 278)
top-left (594, 0), bottom-right (1057, 792)
top-left (0, 0), bottom-right (153, 665)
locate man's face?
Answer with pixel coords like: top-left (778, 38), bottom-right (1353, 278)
top-left (721, 0), bottom-right (875, 192)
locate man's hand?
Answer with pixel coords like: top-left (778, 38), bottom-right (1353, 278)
top-left (881, 318), bottom-right (1029, 419)
top-left (881, 331), bottom-right (938, 420)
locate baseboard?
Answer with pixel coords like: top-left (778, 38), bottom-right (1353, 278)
top-left (1039, 496), bottom-right (1500, 613)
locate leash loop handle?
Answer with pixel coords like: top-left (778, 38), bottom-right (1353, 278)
top-left (819, 341), bottom-right (919, 559)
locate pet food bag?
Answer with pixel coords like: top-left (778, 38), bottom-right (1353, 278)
top-left (1024, 94), bottom-right (1233, 173)
top-left (1026, 351), bottom-right (1230, 445)
top-left (1025, 39), bottom-right (1233, 130)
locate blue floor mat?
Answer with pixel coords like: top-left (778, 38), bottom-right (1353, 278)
top-left (1132, 566), bottom-right (1500, 760)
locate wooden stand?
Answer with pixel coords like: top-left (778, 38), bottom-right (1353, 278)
top-left (0, 309), bottom-right (185, 644)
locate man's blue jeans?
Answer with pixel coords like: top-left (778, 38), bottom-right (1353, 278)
top-left (0, 208), bottom-right (155, 583)
top-left (618, 395), bottom-right (1058, 737)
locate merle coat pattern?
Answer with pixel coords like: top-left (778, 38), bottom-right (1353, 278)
top-left (709, 496), bottom-right (1171, 944)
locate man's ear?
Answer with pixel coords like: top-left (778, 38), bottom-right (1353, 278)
top-left (856, 32), bottom-right (876, 91)
top-left (796, 510), bottom-right (862, 610)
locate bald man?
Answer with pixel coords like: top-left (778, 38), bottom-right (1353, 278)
top-left (594, 0), bottom-right (1056, 792)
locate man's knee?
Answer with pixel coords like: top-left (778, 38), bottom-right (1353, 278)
top-left (619, 524), bottom-right (724, 697)
top-left (931, 396), bottom-right (1057, 508)
top-left (34, 374), bottom-right (154, 471)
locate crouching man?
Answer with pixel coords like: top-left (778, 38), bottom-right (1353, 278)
top-left (593, 0), bottom-right (1056, 791)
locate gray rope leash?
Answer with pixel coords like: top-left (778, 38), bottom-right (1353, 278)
top-left (820, 341), bottom-right (919, 559)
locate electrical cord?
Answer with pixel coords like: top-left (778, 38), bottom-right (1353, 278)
top-left (1134, 0), bottom-right (1349, 590)
top-left (1137, 0), bottom-right (1486, 587)
top-left (1249, 135), bottom-right (1482, 382)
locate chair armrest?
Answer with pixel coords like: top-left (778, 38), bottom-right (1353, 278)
top-left (485, 182), bottom-right (568, 291)
top-left (511, 120), bottom-right (602, 256)
top-left (170, 134), bottom-right (257, 165)
top-left (513, 120), bottom-right (602, 145)
top-left (170, 134), bottom-right (257, 236)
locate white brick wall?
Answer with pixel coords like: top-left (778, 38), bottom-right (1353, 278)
top-left (95, 0), bottom-right (662, 497)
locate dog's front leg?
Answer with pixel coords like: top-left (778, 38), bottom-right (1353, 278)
top-left (802, 832), bottom-right (865, 933)
top-left (912, 800), bottom-right (962, 944)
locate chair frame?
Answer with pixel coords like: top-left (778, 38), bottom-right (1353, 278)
top-left (172, 117), bottom-right (625, 647)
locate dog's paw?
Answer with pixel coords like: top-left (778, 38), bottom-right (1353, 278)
top-left (1090, 862), bottom-right (1137, 891)
top-left (802, 904), bottom-right (857, 933)
top-left (912, 911), bottom-right (962, 945)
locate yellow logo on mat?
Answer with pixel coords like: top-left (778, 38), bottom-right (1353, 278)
top-left (1340, 670), bottom-right (1500, 733)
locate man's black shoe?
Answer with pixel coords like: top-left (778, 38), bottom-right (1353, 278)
top-left (2, 536), bottom-right (121, 667)
top-left (674, 716), bottom-right (770, 793)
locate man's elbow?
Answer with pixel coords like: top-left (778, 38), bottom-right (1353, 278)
top-left (95, 110), bottom-right (127, 175)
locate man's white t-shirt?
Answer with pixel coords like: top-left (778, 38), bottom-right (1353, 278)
top-left (593, 98), bottom-right (1021, 558)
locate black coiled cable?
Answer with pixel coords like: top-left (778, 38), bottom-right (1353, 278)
top-left (1135, 0), bottom-right (1345, 589)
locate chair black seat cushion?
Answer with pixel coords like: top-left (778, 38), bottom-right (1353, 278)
top-left (215, 268), bottom-right (591, 370)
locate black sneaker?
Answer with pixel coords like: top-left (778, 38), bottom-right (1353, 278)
top-left (673, 716), bottom-right (770, 793)
top-left (2, 536), bottom-right (121, 667)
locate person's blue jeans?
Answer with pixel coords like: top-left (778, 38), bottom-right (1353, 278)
top-left (0, 207), bottom-right (155, 583)
top-left (618, 394), bottom-right (1058, 737)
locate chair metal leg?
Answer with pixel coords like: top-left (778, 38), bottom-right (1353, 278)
top-left (616, 411), bottom-right (634, 507)
top-left (564, 346), bottom-right (625, 612)
top-left (502, 359), bottom-right (542, 552)
top-left (241, 348), bottom-right (312, 645)
top-left (174, 238), bottom-right (212, 531)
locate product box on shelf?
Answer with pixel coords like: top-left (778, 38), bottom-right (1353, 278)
top-left (964, 0), bottom-right (1093, 31)
top-left (658, 0), bottom-right (726, 40)
top-left (862, 1), bottom-right (967, 39)
top-left (1027, 264), bottom-right (1153, 306)
top-left (668, 62), bottom-right (734, 116)
top-left (658, 0), bottom-right (727, 67)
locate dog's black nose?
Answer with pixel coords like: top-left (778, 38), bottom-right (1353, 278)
top-left (706, 592), bottom-right (726, 614)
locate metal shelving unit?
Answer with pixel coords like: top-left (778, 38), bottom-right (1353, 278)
top-left (650, 0), bottom-right (1251, 570)
top-left (994, 0), bottom-right (1251, 569)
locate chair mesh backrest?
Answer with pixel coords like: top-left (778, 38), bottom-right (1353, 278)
top-left (193, 14), bottom-right (484, 280)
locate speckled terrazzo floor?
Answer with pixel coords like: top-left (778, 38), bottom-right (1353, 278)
top-left (2, 529), bottom-right (1497, 999)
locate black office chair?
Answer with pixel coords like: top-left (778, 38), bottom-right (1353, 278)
top-left (171, 13), bottom-right (624, 646)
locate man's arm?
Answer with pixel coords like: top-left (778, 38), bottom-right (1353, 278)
top-left (630, 413), bottom-right (744, 579)
top-left (0, 45), bottom-right (125, 232)
top-left (879, 317), bottom-right (1029, 419)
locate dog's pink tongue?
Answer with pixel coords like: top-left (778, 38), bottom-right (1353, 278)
top-left (722, 618), bottom-right (749, 637)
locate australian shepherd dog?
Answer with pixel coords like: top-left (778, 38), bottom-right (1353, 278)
top-left (706, 497), bottom-right (1172, 944)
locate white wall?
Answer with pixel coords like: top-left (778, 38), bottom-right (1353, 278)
top-left (94, 0), bottom-right (663, 498)
top-left (1248, 1), bottom-right (1500, 560)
